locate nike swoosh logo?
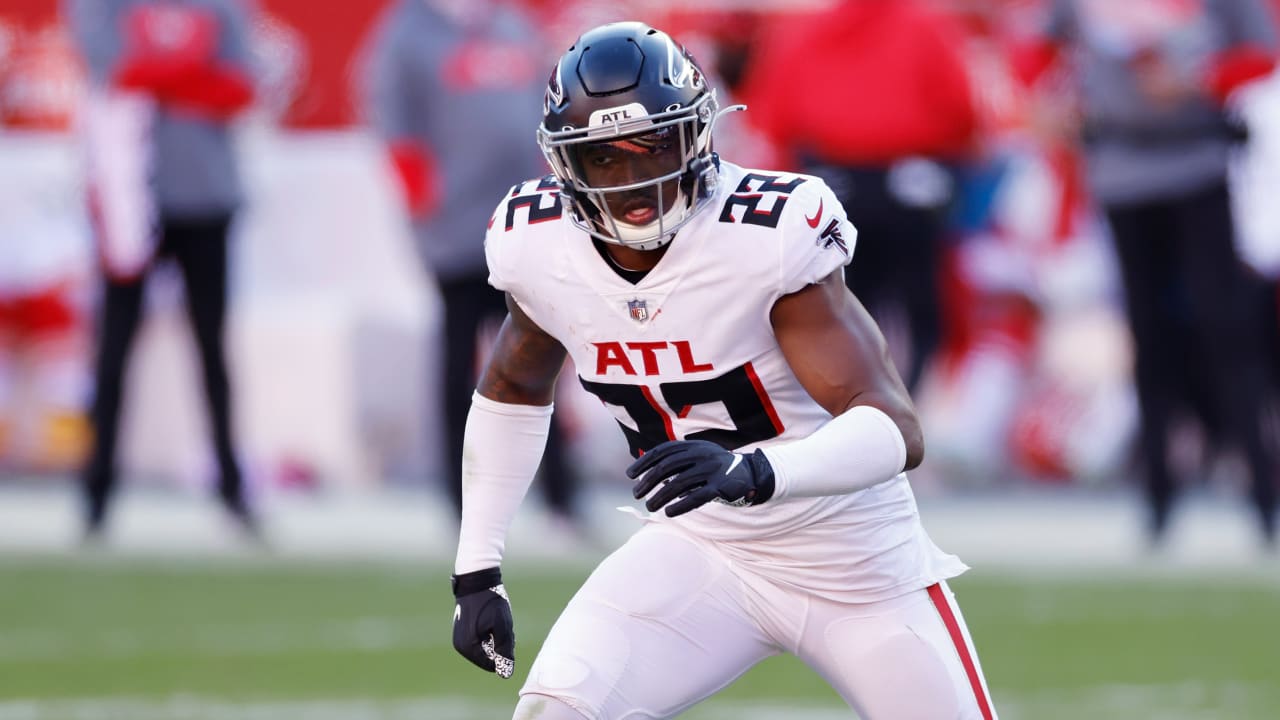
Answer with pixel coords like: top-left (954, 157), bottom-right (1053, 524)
top-left (453, 604), bottom-right (461, 622)
top-left (725, 454), bottom-right (743, 475)
top-left (805, 198), bottom-right (823, 229)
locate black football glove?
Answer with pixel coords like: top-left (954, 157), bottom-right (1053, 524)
top-left (627, 439), bottom-right (776, 517)
top-left (451, 567), bottom-right (515, 679)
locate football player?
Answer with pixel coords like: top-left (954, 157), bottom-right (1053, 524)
top-left (450, 22), bottom-right (998, 720)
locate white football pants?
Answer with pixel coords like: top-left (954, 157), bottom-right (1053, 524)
top-left (519, 523), bottom-right (997, 720)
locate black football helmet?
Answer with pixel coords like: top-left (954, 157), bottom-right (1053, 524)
top-left (538, 22), bottom-right (737, 250)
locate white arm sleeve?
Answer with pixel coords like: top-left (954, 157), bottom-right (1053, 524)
top-left (760, 405), bottom-right (907, 500)
top-left (453, 392), bottom-right (553, 574)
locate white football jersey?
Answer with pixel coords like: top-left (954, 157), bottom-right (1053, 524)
top-left (486, 161), bottom-right (966, 602)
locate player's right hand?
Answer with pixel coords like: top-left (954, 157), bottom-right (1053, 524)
top-left (451, 567), bottom-right (515, 679)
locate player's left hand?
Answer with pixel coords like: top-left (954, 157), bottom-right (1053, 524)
top-left (627, 439), bottom-right (775, 517)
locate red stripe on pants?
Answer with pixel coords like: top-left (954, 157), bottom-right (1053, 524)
top-left (927, 583), bottom-right (994, 720)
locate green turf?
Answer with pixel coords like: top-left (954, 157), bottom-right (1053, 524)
top-left (0, 556), bottom-right (1276, 719)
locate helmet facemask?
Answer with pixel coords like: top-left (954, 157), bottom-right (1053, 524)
top-left (539, 91), bottom-right (721, 251)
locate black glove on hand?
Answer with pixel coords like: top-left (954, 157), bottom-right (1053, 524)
top-left (627, 439), bottom-right (776, 517)
top-left (451, 567), bottom-right (515, 679)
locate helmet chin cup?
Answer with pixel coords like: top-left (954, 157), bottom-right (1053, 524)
top-left (596, 191), bottom-right (688, 250)
top-left (605, 228), bottom-right (675, 252)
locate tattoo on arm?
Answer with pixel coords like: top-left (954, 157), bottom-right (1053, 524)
top-left (477, 294), bottom-right (568, 406)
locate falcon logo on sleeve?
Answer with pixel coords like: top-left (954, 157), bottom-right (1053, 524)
top-left (817, 217), bottom-right (849, 257)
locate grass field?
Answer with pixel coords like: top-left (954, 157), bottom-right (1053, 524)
top-left (1, 555), bottom-right (1277, 720)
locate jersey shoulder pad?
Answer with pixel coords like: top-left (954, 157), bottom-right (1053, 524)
top-left (773, 173), bottom-right (857, 296)
top-left (484, 175), bottom-right (567, 293)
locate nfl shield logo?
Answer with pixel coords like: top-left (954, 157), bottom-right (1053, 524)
top-left (627, 299), bottom-right (648, 322)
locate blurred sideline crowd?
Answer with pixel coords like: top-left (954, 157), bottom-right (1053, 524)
top-left (2, 0), bottom-right (1280, 544)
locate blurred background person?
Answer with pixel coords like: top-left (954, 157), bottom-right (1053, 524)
top-left (912, 0), bottom-right (1136, 490)
top-left (360, 0), bottom-right (584, 533)
top-left (0, 242), bottom-right (90, 476)
top-left (0, 9), bottom-right (93, 477)
top-left (740, 0), bottom-right (980, 393)
top-left (64, 0), bottom-right (257, 538)
top-left (1020, 0), bottom-right (1279, 546)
